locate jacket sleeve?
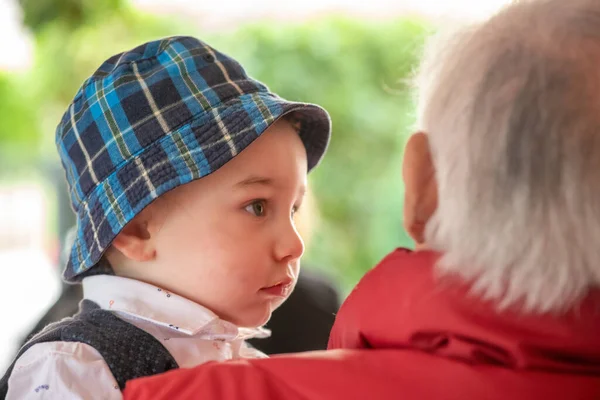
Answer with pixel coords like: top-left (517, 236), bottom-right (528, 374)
top-left (7, 341), bottom-right (122, 400)
top-left (123, 346), bottom-right (600, 400)
top-left (123, 349), bottom-right (422, 400)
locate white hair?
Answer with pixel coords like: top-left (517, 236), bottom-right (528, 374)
top-left (415, 0), bottom-right (600, 314)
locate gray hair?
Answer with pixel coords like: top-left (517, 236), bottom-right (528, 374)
top-left (415, 0), bottom-right (600, 314)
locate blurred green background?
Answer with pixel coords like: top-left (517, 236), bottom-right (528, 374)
top-left (0, 0), bottom-right (431, 294)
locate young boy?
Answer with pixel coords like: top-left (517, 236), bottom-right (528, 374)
top-left (0, 35), bottom-right (331, 399)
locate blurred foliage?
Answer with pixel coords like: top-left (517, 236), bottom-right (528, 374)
top-left (0, 2), bottom-right (429, 292)
top-left (19, 0), bottom-right (127, 33)
top-left (0, 73), bottom-right (38, 148)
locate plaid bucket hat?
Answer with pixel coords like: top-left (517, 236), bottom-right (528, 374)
top-left (57, 36), bottom-right (331, 282)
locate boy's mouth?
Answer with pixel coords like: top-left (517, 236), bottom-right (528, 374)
top-left (260, 279), bottom-right (294, 298)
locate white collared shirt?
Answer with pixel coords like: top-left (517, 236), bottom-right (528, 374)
top-left (6, 275), bottom-right (269, 399)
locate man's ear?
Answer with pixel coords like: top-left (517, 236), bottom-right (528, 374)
top-left (402, 132), bottom-right (438, 246)
top-left (111, 205), bottom-right (161, 262)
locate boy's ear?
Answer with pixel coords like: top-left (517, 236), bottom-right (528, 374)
top-left (402, 132), bottom-right (438, 246)
top-left (111, 206), bottom-right (160, 262)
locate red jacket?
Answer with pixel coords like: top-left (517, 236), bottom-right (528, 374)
top-left (123, 249), bottom-right (600, 399)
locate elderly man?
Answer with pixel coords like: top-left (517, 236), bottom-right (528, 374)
top-left (123, 0), bottom-right (600, 398)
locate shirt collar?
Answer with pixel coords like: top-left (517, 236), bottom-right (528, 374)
top-left (82, 275), bottom-right (270, 340)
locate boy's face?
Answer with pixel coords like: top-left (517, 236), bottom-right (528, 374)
top-left (142, 119), bottom-right (307, 327)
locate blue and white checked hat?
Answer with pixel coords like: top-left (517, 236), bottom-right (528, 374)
top-left (57, 36), bottom-right (331, 282)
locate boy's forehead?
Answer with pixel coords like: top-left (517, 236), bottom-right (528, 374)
top-left (222, 123), bottom-right (307, 178)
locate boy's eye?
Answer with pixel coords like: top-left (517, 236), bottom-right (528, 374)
top-left (245, 200), bottom-right (266, 217)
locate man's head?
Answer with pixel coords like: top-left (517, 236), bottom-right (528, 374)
top-left (404, 0), bottom-right (600, 313)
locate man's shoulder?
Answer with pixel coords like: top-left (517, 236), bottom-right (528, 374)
top-left (327, 248), bottom-right (441, 350)
top-left (355, 248), bottom-right (439, 292)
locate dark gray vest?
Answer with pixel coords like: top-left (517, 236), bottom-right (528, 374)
top-left (0, 300), bottom-right (178, 398)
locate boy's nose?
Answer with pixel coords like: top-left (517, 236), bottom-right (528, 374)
top-left (274, 220), bottom-right (305, 263)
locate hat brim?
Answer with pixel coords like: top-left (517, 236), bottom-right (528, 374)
top-left (63, 92), bottom-right (331, 282)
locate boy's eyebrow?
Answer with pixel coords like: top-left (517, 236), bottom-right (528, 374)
top-left (235, 176), bottom-right (274, 187)
top-left (235, 176), bottom-right (307, 196)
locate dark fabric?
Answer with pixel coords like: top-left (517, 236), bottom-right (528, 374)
top-left (1, 300), bottom-right (178, 398)
top-left (248, 268), bottom-right (340, 354)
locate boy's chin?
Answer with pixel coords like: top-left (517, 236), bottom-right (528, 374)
top-left (235, 308), bottom-right (272, 328)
